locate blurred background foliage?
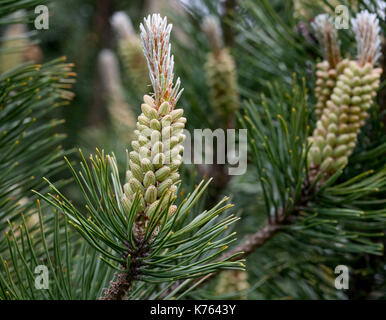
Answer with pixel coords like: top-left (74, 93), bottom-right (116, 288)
top-left (1, 0), bottom-right (386, 299)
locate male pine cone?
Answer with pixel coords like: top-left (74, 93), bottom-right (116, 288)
top-left (122, 96), bottom-right (186, 223)
top-left (309, 62), bottom-right (382, 174)
top-left (308, 11), bottom-right (383, 180)
top-left (216, 270), bottom-right (249, 299)
top-left (314, 60), bottom-right (349, 118)
top-left (98, 49), bottom-right (136, 140)
top-left (111, 11), bottom-right (148, 92)
top-left (203, 15), bottom-right (239, 128)
top-left (312, 14), bottom-right (343, 118)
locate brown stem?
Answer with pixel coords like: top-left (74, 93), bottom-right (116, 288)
top-left (100, 237), bottom-right (150, 300)
top-left (198, 210), bottom-right (284, 282)
top-left (99, 271), bottom-right (135, 300)
top-left (194, 223), bottom-right (280, 288)
top-left (222, 0), bottom-right (238, 48)
top-left (224, 223), bottom-right (280, 261)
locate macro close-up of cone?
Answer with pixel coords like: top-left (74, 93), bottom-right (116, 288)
top-left (308, 11), bottom-right (383, 182)
top-left (1, 0), bottom-right (386, 308)
top-left (122, 14), bottom-right (186, 234)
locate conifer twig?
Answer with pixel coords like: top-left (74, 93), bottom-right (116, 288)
top-left (312, 14), bottom-right (341, 69)
top-left (160, 211), bottom-right (285, 298)
top-left (100, 13), bottom-right (186, 300)
top-left (223, 222), bottom-right (281, 261)
top-left (192, 209), bottom-right (285, 285)
top-left (100, 245), bottom-right (149, 300)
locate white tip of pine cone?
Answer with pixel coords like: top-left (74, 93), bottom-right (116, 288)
top-left (202, 14), bottom-right (223, 53)
top-left (352, 10), bottom-right (382, 66)
top-left (140, 13), bottom-right (183, 108)
top-left (362, 0), bottom-right (386, 21)
top-left (111, 11), bottom-right (135, 41)
top-left (312, 14), bottom-right (340, 67)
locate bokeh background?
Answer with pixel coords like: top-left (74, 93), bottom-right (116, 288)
top-left (1, 0), bottom-right (385, 299)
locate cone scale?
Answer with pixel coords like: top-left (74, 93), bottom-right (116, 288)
top-left (308, 11), bottom-right (383, 181)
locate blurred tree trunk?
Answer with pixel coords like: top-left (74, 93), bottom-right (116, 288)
top-left (89, 0), bottom-right (115, 127)
top-left (222, 0), bottom-right (237, 48)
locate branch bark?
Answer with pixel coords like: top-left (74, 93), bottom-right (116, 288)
top-left (99, 271), bottom-right (135, 300)
top-left (193, 222), bottom-right (280, 288)
top-left (223, 223), bottom-right (280, 261)
top-left (100, 238), bottom-right (149, 300)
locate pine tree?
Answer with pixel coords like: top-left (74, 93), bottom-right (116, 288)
top-left (1, 10), bottom-right (242, 300)
top-left (1, 0), bottom-right (386, 301)
top-left (162, 0), bottom-right (386, 299)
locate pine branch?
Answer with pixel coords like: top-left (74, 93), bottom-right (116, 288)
top-left (0, 0), bottom-right (48, 19)
top-left (197, 218), bottom-right (282, 286)
top-left (224, 220), bottom-right (281, 261)
top-left (36, 14), bottom-right (243, 301)
top-left (99, 272), bottom-right (133, 300)
top-left (161, 210), bottom-right (286, 298)
top-left (100, 244), bottom-right (149, 300)
top-left (160, 8), bottom-right (386, 295)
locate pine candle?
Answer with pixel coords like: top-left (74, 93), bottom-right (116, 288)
top-left (312, 14), bottom-right (348, 118)
top-left (203, 15), bottom-right (239, 129)
top-left (308, 11), bottom-right (383, 180)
